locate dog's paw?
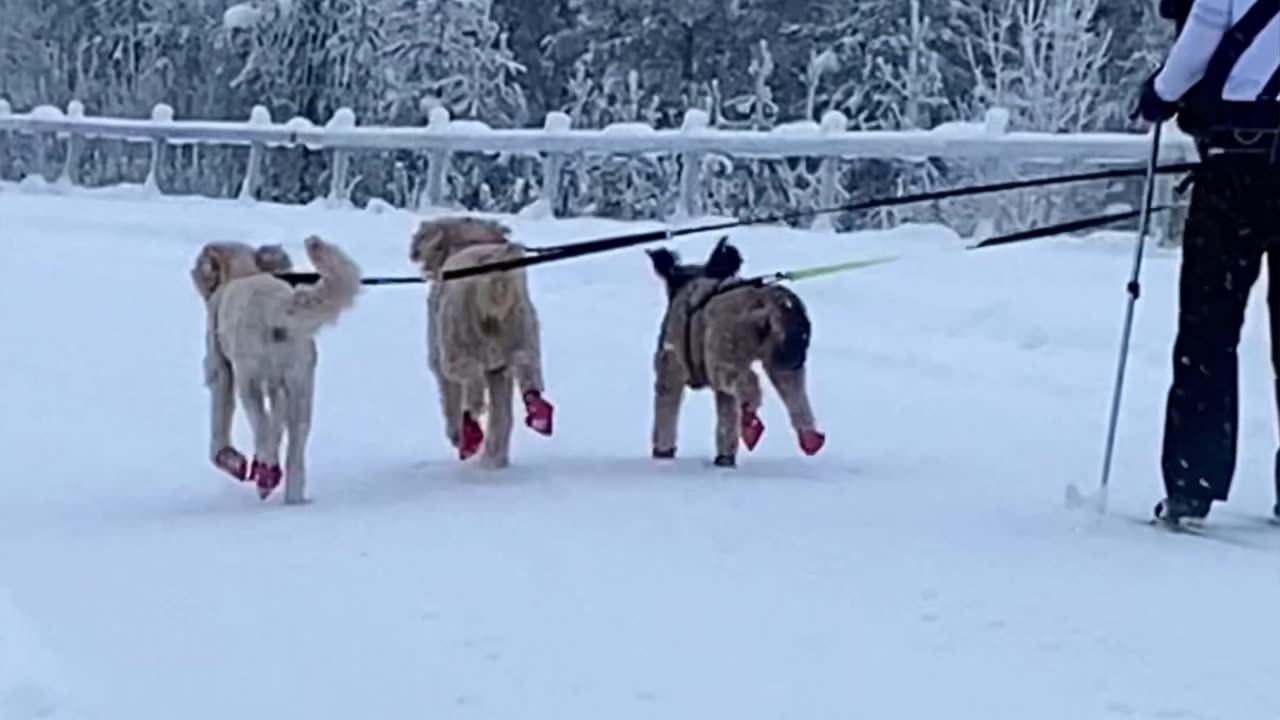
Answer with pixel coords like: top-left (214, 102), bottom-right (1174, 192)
top-left (523, 391), bottom-right (554, 436)
top-left (459, 413), bottom-right (484, 460)
top-left (713, 454), bottom-right (736, 468)
top-left (213, 446), bottom-right (249, 481)
top-left (250, 458), bottom-right (283, 499)
top-left (652, 447), bottom-right (676, 460)
top-left (798, 429), bottom-right (826, 456)
top-left (740, 407), bottom-right (764, 451)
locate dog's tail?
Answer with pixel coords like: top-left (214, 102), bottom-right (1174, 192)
top-left (284, 235), bottom-right (362, 335)
top-left (763, 285), bottom-right (812, 371)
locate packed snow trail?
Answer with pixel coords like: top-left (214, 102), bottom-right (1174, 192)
top-left (1, 185), bottom-right (1278, 720)
top-left (0, 586), bottom-right (86, 719)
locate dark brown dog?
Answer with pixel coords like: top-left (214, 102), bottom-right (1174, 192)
top-left (647, 237), bottom-right (825, 467)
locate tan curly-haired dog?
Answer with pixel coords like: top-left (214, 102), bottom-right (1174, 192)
top-left (647, 237), bottom-right (825, 467)
top-left (409, 216), bottom-right (554, 468)
top-left (191, 236), bottom-right (361, 503)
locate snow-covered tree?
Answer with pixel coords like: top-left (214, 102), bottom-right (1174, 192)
top-left (381, 0), bottom-right (528, 127)
top-left (955, 0), bottom-right (1114, 132)
top-left (0, 0), bottom-right (1176, 220)
top-left (0, 0), bottom-right (46, 107)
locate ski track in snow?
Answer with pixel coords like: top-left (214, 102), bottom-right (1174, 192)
top-left (2, 184), bottom-right (1278, 719)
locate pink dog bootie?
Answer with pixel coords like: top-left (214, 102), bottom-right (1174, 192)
top-left (798, 429), bottom-right (826, 456)
top-left (459, 413), bottom-right (484, 460)
top-left (214, 446), bottom-right (249, 481)
top-left (250, 458), bottom-right (283, 500)
top-left (741, 406), bottom-right (765, 451)
top-left (524, 391), bottom-right (554, 436)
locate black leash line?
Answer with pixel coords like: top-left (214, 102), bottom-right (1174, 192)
top-left (274, 160), bottom-right (1196, 286)
top-left (716, 206), bottom-right (1175, 290)
top-left (756, 206), bottom-right (1173, 280)
top-left (442, 161), bottom-right (1198, 280)
top-left (275, 205), bottom-right (1170, 288)
top-left (518, 160), bottom-right (1198, 255)
top-left (967, 206), bottom-right (1170, 250)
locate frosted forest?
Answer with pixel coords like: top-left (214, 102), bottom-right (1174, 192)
top-left (9, 6), bottom-right (1280, 718)
top-left (0, 0), bottom-right (1175, 231)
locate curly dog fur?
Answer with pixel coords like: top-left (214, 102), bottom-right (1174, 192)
top-left (191, 236), bottom-right (361, 503)
top-left (409, 216), bottom-right (553, 468)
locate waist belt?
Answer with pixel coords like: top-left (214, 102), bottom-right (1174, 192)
top-left (1202, 128), bottom-right (1280, 164)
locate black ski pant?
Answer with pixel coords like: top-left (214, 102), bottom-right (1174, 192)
top-left (1161, 154), bottom-right (1280, 505)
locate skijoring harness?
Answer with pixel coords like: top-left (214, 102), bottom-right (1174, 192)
top-left (670, 266), bottom-right (810, 390)
top-left (672, 278), bottom-right (756, 389)
top-left (1169, 0), bottom-right (1280, 174)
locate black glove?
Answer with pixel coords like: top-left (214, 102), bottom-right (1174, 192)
top-left (1132, 73), bottom-right (1180, 123)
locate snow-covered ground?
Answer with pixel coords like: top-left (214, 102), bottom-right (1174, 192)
top-left (2, 183), bottom-right (1278, 720)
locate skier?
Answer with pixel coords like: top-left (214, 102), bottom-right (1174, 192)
top-left (1134, 0), bottom-right (1280, 525)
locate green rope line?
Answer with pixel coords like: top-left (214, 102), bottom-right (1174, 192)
top-left (772, 256), bottom-right (900, 283)
top-left (753, 204), bottom-right (1163, 288)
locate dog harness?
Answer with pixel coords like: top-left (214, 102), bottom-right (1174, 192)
top-left (676, 277), bottom-right (756, 389)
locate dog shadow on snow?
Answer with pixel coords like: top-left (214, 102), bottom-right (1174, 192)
top-left (65, 452), bottom-right (870, 538)
top-left (336, 452), bottom-right (868, 508)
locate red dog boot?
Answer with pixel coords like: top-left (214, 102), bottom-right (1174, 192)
top-left (214, 446), bottom-right (249, 481)
top-left (459, 412), bottom-right (484, 460)
top-left (798, 429), bottom-right (826, 456)
top-left (741, 405), bottom-right (765, 451)
top-left (524, 391), bottom-right (554, 436)
top-left (250, 458), bottom-right (283, 500)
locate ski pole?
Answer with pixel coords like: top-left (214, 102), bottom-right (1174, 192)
top-left (1094, 122), bottom-right (1165, 510)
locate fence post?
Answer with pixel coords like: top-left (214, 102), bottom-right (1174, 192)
top-left (57, 100), bottom-right (85, 188)
top-left (33, 121), bottom-right (47, 182)
top-left (239, 104), bottom-right (271, 202)
top-left (811, 109), bottom-right (847, 232)
top-left (972, 107), bottom-right (1011, 241)
top-left (517, 111), bottom-right (570, 219)
top-left (1155, 130), bottom-right (1191, 248)
top-left (420, 106), bottom-right (452, 210)
top-left (144, 103), bottom-right (173, 195)
top-left (1153, 174), bottom-right (1176, 247)
top-left (0, 98), bottom-right (10, 180)
top-left (326, 107), bottom-right (356, 207)
top-left (674, 108), bottom-right (709, 220)
top-left (542, 111), bottom-right (569, 216)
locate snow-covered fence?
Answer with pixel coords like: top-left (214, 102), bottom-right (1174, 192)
top-left (0, 98), bottom-right (1198, 240)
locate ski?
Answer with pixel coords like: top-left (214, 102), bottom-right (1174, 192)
top-left (1120, 513), bottom-right (1274, 550)
top-left (1217, 510), bottom-right (1280, 529)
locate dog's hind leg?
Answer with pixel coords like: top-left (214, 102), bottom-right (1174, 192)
top-left (443, 355), bottom-right (488, 461)
top-left (236, 376), bottom-right (282, 499)
top-left (281, 371), bottom-right (314, 505)
top-left (712, 389), bottom-right (741, 467)
top-left (204, 331), bottom-right (247, 480)
top-left (255, 382), bottom-right (288, 500)
top-left (266, 383), bottom-right (288, 457)
top-left (438, 376), bottom-right (464, 449)
top-left (513, 341), bottom-right (553, 437)
top-left (512, 340), bottom-right (545, 395)
top-left (206, 353), bottom-right (247, 480)
top-left (481, 368), bottom-right (515, 468)
top-left (651, 350), bottom-right (685, 459)
top-left (765, 365), bottom-right (825, 456)
top-left (709, 364), bottom-right (765, 453)
top-left (430, 330), bottom-right (465, 450)
top-left (456, 377), bottom-right (487, 461)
